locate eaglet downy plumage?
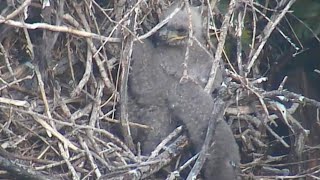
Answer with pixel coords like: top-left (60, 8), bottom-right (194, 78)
top-left (128, 2), bottom-right (240, 179)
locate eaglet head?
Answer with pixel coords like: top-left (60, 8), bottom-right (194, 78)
top-left (157, 3), bottom-right (203, 46)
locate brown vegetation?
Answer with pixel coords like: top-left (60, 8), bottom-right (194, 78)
top-left (0, 0), bottom-right (319, 179)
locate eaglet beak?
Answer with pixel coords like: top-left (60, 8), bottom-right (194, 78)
top-left (158, 27), bottom-right (187, 43)
top-left (166, 31), bottom-right (187, 43)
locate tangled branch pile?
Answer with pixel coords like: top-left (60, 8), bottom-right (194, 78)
top-left (0, 0), bottom-right (319, 179)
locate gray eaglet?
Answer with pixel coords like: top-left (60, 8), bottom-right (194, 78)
top-left (128, 2), bottom-right (240, 179)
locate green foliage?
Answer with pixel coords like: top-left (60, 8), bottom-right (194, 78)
top-left (291, 0), bottom-right (320, 41)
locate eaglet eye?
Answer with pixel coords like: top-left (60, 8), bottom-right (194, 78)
top-left (176, 27), bottom-right (187, 35)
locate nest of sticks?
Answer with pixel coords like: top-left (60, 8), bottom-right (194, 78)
top-left (0, 0), bottom-right (319, 179)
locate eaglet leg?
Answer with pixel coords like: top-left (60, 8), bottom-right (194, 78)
top-left (128, 99), bottom-right (176, 154)
top-left (167, 80), bottom-right (240, 180)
